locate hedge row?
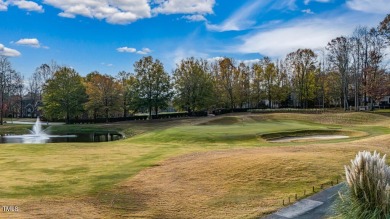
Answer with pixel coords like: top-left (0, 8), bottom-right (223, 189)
top-left (62, 112), bottom-right (208, 124)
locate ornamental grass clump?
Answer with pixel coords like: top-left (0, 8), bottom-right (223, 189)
top-left (343, 151), bottom-right (390, 218)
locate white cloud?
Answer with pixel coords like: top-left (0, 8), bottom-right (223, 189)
top-left (43, 0), bottom-right (151, 24)
top-left (143, 48), bottom-right (151, 53)
top-left (346, 0), bottom-right (390, 14)
top-left (206, 0), bottom-right (269, 32)
top-left (58, 12), bottom-right (75, 18)
top-left (4, 0), bottom-right (217, 24)
top-left (239, 59), bottom-right (261, 66)
top-left (152, 0), bottom-right (215, 15)
top-left (236, 12), bottom-right (384, 57)
top-left (0, 43), bottom-right (21, 57)
top-left (15, 38), bottom-right (41, 48)
top-left (106, 12), bottom-right (137, 24)
top-left (238, 23), bottom-right (346, 57)
top-left (0, 0), bottom-right (8, 11)
top-left (304, 0), bottom-right (331, 5)
top-left (182, 14), bottom-right (206, 22)
top-left (206, 56), bottom-right (224, 63)
top-left (136, 48), bottom-right (152, 55)
top-left (270, 0), bottom-right (297, 11)
top-left (302, 9), bottom-right (314, 14)
top-left (206, 0), bottom-right (297, 32)
top-left (117, 47), bottom-right (136, 53)
top-left (117, 47), bottom-right (151, 55)
top-left (10, 0), bottom-right (44, 12)
top-left (101, 62), bottom-right (113, 67)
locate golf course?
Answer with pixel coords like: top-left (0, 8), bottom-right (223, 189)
top-left (1, 111), bottom-right (390, 218)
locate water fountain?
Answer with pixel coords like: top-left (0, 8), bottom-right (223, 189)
top-left (2, 117), bottom-right (123, 144)
top-left (31, 117), bottom-right (44, 136)
top-left (4, 117), bottom-right (76, 144)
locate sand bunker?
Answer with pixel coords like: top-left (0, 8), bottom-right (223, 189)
top-left (269, 135), bottom-right (349, 142)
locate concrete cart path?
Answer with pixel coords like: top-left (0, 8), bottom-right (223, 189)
top-left (263, 183), bottom-right (344, 219)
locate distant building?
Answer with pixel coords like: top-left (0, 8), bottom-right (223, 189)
top-left (6, 93), bottom-right (41, 118)
top-left (379, 95), bottom-right (390, 108)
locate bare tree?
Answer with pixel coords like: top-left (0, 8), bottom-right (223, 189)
top-left (379, 14), bottom-right (390, 43)
top-left (326, 37), bottom-right (351, 110)
top-left (14, 73), bottom-right (24, 118)
top-left (0, 56), bottom-right (15, 124)
top-left (363, 28), bottom-right (388, 108)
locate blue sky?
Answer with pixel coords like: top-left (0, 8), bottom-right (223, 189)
top-left (0, 0), bottom-right (389, 77)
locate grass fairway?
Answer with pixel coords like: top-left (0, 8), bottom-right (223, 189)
top-left (1, 112), bottom-right (390, 218)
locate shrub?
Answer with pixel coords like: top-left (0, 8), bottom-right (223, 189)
top-left (341, 151), bottom-right (390, 218)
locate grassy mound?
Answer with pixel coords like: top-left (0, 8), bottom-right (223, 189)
top-left (250, 112), bottom-right (389, 126)
top-left (197, 116), bottom-right (240, 125)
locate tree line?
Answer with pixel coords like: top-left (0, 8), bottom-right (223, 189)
top-left (0, 14), bottom-right (390, 123)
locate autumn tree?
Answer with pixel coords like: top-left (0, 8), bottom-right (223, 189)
top-left (117, 71), bottom-right (131, 117)
top-left (263, 58), bottom-right (277, 108)
top-left (85, 72), bottom-right (121, 121)
top-left (125, 74), bottom-right (140, 114)
top-left (286, 49), bottom-right (318, 108)
top-left (362, 29), bottom-right (388, 108)
top-left (235, 62), bottom-right (251, 108)
top-left (251, 57), bottom-right (279, 108)
top-left (173, 57), bottom-right (214, 113)
top-left (364, 67), bottom-right (390, 106)
top-left (133, 56), bottom-right (172, 119)
top-left (42, 67), bottom-right (87, 123)
top-left (326, 37), bottom-right (351, 110)
top-left (251, 61), bottom-right (264, 108)
top-left (213, 57), bottom-right (237, 110)
top-left (274, 59), bottom-right (290, 107)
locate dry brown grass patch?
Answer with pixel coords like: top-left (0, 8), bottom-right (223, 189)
top-left (112, 135), bottom-right (390, 218)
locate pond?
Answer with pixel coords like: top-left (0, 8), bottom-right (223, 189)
top-left (0, 132), bottom-right (123, 144)
top-left (1, 118), bottom-right (123, 144)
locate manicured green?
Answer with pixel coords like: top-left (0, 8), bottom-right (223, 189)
top-left (0, 112), bottom-right (389, 201)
